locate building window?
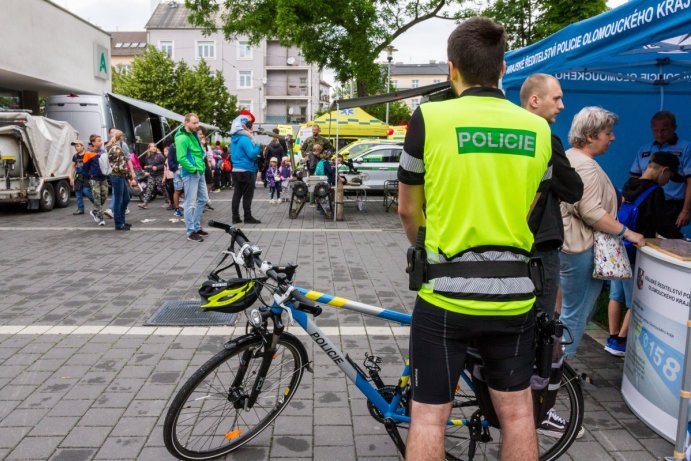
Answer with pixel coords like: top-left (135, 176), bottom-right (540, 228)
top-left (412, 79), bottom-right (419, 88)
top-left (411, 98), bottom-right (420, 109)
top-left (196, 41), bottom-right (216, 60)
top-left (159, 41), bottom-right (173, 58)
top-left (433, 79), bottom-right (442, 84)
top-left (238, 100), bottom-right (253, 114)
top-left (238, 41), bottom-right (252, 59)
top-left (116, 64), bottom-right (131, 75)
top-left (238, 70), bottom-right (252, 89)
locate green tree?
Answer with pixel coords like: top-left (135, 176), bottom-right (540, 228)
top-left (112, 45), bottom-right (237, 131)
top-left (469, 0), bottom-right (607, 49)
top-left (367, 101), bottom-right (412, 126)
top-left (184, 0), bottom-right (464, 97)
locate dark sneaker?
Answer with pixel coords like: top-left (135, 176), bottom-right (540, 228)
top-left (195, 229), bottom-right (209, 236)
top-left (115, 226), bottom-right (130, 231)
top-left (538, 408), bottom-right (585, 439)
top-left (605, 337), bottom-right (626, 357)
top-left (232, 217), bottom-right (242, 224)
top-left (124, 223), bottom-right (132, 229)
top-left (244, 217), bottom-right (261, 224)
top-left (73, 210), bottom-right (84, 215)
top-left (174, 208), bottom-right (184, 217)
top-left (187, 233), bottom-right (204, 242)
top-left (90, 210), bottom-right (100, 223)
top-left (205, 203), bottom-right (214, 211)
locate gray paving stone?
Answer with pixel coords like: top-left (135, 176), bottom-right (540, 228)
top-left (48, 444), bottom-right (95, 460)
top-left (60, 426), bottom-right (111, 448)
top-left (0, 408), bottom-right (49, 427)
top-left (0, 426), bottom-right (31, 449)
top-left (28, 416), bottom-right (79, 436)
top-left (7, 436), bottom-right (61, 460)
top-left (354, 434), bottom-right (399, 457)
top-left (270, 435), bottom-right (312, 458)
top-left (47, 400), bottom-right (92, 417)
top-left (274, 416), bottom-right (313, 435)
top-left (123, 399), bottom-right (168, 418)
top-left (79, 408), bottom-right (126, 427)
top-left (136, 446), bottom-right (175, 461)
top-left (314, 424), bottom-right (355, 446)
top-left (95, 436), bottom-right (147, 459)
top-left (111, 416), bottom-right (157, 437)
top-left (314, 445), bottom-right (357, 460)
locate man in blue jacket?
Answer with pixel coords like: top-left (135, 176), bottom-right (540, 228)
top-left (230, 110), bottom-right (261, 224)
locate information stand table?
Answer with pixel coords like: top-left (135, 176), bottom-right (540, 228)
top-left (621, 239), bottom-right (691, 443)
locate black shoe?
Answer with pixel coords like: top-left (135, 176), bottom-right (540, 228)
top-left (232, 217), bottom-right (242, 224)
top-left (244, 216), bottom-right (261, 224)
top-left (205, 203), bottom-right (214, 211)
top-left (73, 210), bottom-right (85, 215)
top-left (124, 223), bottom-right (132, 229)
top-left (195, 229), bottom-right (209, 236)
top-left (187, 233), bottom-right (204, 242)
top-left (115, 226), bottom-right (130, 231)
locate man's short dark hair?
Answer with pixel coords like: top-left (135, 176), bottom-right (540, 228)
top-left (447, 17), bottom-right (506, 87)
top-left (651, 111), bottom-right (676, 127)
top-left (272, 128), bottom-right (279, 134)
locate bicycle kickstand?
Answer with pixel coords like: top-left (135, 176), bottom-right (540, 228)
top-left (383, 418), bottom-right (406, 457)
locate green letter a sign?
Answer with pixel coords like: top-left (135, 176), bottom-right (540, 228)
top-left (99, 52), bottom-right (107, 74)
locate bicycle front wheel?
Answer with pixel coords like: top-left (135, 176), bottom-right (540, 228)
top-left (442, 362), bottom-right (584, 461)
top-left (163, 333), bottom-right (308, 461)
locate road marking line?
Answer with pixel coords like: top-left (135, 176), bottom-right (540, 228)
top-left (0, 325), bottom-right (410, 337)
top-left (0, 227), bottom-right (398, 233)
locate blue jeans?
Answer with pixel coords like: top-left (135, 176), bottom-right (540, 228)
top-left (110, 175), bottom-right (130, 229)
top-left (559, 248), bottom-right (603, 358)
top-left (181, 172), bottom-right (208, 235)
top-left (75, 182), bottom-right (93, 211)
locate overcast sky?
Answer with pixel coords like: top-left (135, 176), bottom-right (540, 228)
top-left (54, 0), bottom-right (630, 83)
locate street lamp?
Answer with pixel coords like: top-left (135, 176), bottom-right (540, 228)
top-left (385, 45), bottom-right (397, 125)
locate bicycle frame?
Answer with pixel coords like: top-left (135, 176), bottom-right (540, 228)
top-left (270, 285), bottom-right (479, 429)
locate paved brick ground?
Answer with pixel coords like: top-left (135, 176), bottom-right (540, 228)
top-left (0, 188), bottom-right (675, 460)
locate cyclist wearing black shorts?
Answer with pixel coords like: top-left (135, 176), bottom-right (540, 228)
top-left (398, 17), bottom-right (551, 461)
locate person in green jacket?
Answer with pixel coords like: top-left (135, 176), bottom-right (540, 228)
top-left (175, 113), bottom-right (208, 242)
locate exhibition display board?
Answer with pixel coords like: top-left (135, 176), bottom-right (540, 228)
top-left (622, 241), bottom-right (691, 442)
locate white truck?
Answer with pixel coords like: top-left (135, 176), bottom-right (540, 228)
top-left (0, 111), bottom-right (78, 211)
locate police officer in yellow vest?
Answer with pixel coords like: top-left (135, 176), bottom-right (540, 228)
top-left (398, 18), bottom-right (550, 461)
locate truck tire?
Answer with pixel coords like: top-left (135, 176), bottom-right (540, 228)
top-left (38, 183), bottom-right (55, 212)
top-left (54, 180), bottom-right (70, 208)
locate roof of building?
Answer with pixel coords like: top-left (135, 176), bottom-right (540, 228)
top-left (391, 62), bottom-right (448, 76)
top-left (319, 80), bottom-right (332, 88)
top-left (146, 1), bottom-right (211, 29)
top-left (110, 31), bottom-right (148, 56)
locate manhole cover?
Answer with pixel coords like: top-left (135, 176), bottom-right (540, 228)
top-left (145, 300), bottom-right (238, 326)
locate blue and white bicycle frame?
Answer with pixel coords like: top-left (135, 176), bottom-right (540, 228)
top-left (269, 285), bottom-right (480, 430)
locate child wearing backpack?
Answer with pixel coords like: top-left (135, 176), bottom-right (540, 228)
top-left (605, 152), bottom-right (685, 356)
top-left (279, 156), bottom-right (292, 202)
top-left (266, 157), bottom-right (281, 203)
top-left (82, 134), bottom-right (108, 226)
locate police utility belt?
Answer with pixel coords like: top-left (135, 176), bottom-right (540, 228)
top-left (406, 227), bottom-right (544, 296)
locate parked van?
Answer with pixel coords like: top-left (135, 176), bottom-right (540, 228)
top-left (46, 93), bottom-right (172, 156)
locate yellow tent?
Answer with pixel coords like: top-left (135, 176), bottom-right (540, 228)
top-left (306, 107), bottom-right (388, 138)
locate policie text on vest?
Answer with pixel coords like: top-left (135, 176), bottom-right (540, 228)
top-left (456, 127), bottom-right (537, 157)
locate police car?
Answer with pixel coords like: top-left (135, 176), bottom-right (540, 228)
top-left (337, 143), bottom-right (403, 190)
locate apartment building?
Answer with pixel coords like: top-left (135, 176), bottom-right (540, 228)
top-left (145, 0), bottom-right (325, 124)
top-left (389, 61), bottom-right (448, 110)
top-left (110, 31), bottom-right (148, 75)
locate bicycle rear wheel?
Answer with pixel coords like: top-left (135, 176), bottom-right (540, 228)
top-left (440, 362), bottom-right (584, 461)
top-left (163, 333), bottom-right (308, 461)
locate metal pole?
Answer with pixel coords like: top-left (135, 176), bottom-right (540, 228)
top-left (668, 291), bottom-right (691, 461)
top-left (334, 102), bottom-right (340, 222)
top-left (385, 59), bottom-right (391, 125)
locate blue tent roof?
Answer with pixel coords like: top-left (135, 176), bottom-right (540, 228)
top-left (503, 0), bottom-right (690, 201)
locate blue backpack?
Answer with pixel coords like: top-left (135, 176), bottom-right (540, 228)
top-left (617, 184), bottom-right (658, 249)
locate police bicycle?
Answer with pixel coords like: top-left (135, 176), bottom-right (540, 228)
top-left (162, 221), bottom-right (584, 460)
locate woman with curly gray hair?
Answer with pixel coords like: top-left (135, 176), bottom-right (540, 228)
top-left (559, 107), bottom-right (645, 358)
